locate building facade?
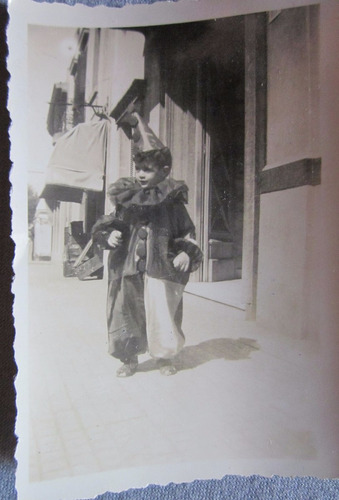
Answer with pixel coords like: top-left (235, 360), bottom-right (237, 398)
top-left (43, 3), bottom-right (339, 349)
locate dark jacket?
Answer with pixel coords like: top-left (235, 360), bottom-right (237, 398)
top-left (92, 177), bottom-right (202, 284)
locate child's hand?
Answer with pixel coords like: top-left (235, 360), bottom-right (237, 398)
top-left (107, 230), bottom-right (123, 248)
top-left (173, 251), bottom-right (190, 272)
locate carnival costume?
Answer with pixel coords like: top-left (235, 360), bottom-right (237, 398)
top-left (92, 176), bottom-right (202, 363)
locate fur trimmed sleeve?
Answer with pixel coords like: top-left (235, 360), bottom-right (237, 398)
top-left (91, 213), bottom-right (130, 250)
top-left (172, 203), bottom-right (203, 272)
top-left (174, 237), bottom-right (203, 272)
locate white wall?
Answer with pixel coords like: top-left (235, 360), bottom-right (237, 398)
top-left (84, 28), bottom-right (146, 213)
top-left (266, 6), bottom-right (320, 166)
top-left (308, 0), bottom-right (339, 455)
top-left (256, 4), bottom-right (339, 458)
top-left (99, 29), bottom-right (145, 212)
top-left (109, 29), bottom-right (145, 111)
top-left (257, 188), bottom-right (309, 337)
top-left (256, 6), bottom-right (321, 338)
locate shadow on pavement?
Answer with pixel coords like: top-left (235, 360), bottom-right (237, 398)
top-left (137, 337), bottom-right (260, 373)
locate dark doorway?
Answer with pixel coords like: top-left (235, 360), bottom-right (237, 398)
top-left (201, 44), bottom-right (244, 281)
top-left (142, 17), bottom-right (245, 282)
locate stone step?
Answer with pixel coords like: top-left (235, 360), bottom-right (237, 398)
top-left (185, 279), bottom-right (246, 320)
top-left (208, 239), bottom-right (234, 259)
top-left (208, 258), bottom-right (236, 281)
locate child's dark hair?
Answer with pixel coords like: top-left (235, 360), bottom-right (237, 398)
top-left (133, 147), bottom-right (172, 169)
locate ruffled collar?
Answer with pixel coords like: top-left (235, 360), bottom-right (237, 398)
top-left (107, 177), bottom-right (189, 208)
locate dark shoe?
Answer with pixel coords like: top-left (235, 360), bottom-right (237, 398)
top-left (157, 359), bottom-right (177, 376)
top-left (116, 356), bottom-right (138, 377)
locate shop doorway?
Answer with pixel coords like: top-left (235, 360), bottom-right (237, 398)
top-left (141, 14), bottom-right (265, 312)
top-left (149, 17), bottom-right (245, 283)
top-left (200, 49), bottom-right (244, 282)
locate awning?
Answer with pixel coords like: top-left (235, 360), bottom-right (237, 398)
top-left (40, 120), bottom-right (110, 203)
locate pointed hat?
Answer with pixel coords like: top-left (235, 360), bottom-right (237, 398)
top-left (132, 113), bottom-right (166, 155)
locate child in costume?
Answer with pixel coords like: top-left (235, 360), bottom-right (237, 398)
top-left (92, 119), bottom-right (202, 377)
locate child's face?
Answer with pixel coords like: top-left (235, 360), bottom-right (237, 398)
top-left (135, 161), bottom-right (169, 188)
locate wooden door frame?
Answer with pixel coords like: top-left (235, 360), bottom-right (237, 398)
top-left (202, 131), bottom-right (211, 282)
top-left (194, 13), bottom-right (266, 314)
top-left (242, 13), bottom-right (267, 319)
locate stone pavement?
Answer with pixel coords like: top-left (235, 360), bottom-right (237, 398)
top-left (28, 262), bottom-right (333, 485)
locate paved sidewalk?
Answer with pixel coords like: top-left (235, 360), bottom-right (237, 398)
top-left (28, 262), bottom-right (332, 483)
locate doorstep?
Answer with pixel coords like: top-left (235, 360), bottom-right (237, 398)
top-left (185, 279), bottom-right (246, 311)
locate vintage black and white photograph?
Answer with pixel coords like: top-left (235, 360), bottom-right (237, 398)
top-left (9, 0), bottom-right (339, 498)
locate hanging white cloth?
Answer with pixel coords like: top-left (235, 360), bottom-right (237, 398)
top-left (41, 120), bottom-right (109, 202)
